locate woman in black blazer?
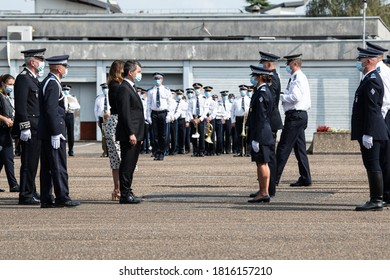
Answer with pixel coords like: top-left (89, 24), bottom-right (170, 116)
top-left (247, 65), bottom-right (274, 203)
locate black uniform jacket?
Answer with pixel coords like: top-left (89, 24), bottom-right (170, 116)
top-left (247, 84), bottom-right (274, 146)
top-left (351, 69), bottom-right (389, 141)
top-left (38, 73), bottom-right (66, 140)
top-left (12, 68), bottom-right (40, 137)
top-left (116, 79), bottom-right (145, 142)
top-left (269, 69), bottom-right (283, 131)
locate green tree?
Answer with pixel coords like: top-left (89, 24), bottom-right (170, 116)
top-left (246, 0), bottom-right (272, 9)
top-left (306, 0), bottom-right (390, 28)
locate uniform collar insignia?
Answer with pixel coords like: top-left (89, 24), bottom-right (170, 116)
top-left (370, 73), bottom-right (377, 79)
top-left (376, 66), bottom-right (381, 73)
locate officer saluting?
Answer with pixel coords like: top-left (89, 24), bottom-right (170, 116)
top-left (38, 55), bottom-right (80, 208)
top-left (13, 48), bottom-right (46, 205)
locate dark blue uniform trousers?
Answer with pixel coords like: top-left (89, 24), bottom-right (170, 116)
top-left (276, 110), bottom-right (311, 184)
top-left (40, 139), bottom-right (70, 204)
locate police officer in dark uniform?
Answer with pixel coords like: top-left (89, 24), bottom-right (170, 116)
top-left (13, 48), bottom-right (46, 205)
top-left (352, 47), bottom-right (389, 211)
top-left (250, 52), bottom-right (283, 198)
top-left (38, 55), bottom-right (80, 208)
top-left (247, 65), bottom-right (274, 203)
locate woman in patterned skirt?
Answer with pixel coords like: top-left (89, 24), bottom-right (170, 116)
top-left (106, 60), bottom-right (125, 200)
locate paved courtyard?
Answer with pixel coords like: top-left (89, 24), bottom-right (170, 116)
top-left (0, 142), bottom-right (389, 260)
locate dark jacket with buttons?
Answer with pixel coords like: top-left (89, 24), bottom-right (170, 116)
top-left (12, 68), bottom-right (40, 137)
top-left (351, 69), bottom-right (390, 141)
top-left (38, 73), bottom-right (66, 140)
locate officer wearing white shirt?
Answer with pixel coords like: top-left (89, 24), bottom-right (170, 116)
top-left (276, 54), bottom-right (312, 187)
top-left (215, 92), bottom-right (229, 155)
top-left (62, 84), bottom-right (80, 156)
top-left (221, 91), bottom-right (233, 154)
top-left (168, 89), bottom-right (186, 155)
top-left (366, 42), bottom-right (390, 204)
top-left (204, 86), bottom-right (217, 156)
top-left (146, 72), bottom-right (172, 161)
top-left (183, 89), bottom-right (193, 154)
top-left (188, 83), bottom-right (209, 157)
top-left (94, 83), bottom-right (110, 157)
top-left (232, 85), bottom-right (251, 157)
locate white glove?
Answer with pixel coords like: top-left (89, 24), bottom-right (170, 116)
top-left (362, 135), bottom-right (373, 149)
top-left (251, 140), bottom-right (260, 153)
top-left (147, 118), bottom-right (152, 124)
top-left (20, 129), bottom-right (31, 142)
top-left (51, 134), bottom-right (66, 149)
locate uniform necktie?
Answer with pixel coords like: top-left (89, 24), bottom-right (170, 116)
top-left (241, 97), bottom-right (245, 110)
top-left (196, 96), bottom-right (200, 116)
top-left (223, 100), bottom-right (226, 110)
top-left (104, 94), bottom-right (108, 112)
top-left (175, 100), bottom-right (180, 113)
top-left (156, 88), bottom-right (161, 108)
top-left (286, 78), bottom-right (291, 91)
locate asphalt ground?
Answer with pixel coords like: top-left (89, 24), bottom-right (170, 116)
top-left (0, 141), bottom-right (389, 260)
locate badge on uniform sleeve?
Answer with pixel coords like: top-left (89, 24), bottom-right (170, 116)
top-left (259, 96), bottom-right (264, 102)
top-left (370, 73), bottom-right (376, 79)
top-left (371, 88), bottom-right (375, 95)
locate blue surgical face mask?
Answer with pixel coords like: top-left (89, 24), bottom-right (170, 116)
top-left (63, 90), bottom-right (70, 95)
top-left (247, 91), bottom-right (252, 98)
top-left (187, 93), bottom-right (193, 99)
top-left (102, 88), bottom-right (108, 95)
top-left (135, 73), bottom-right (142, 82)
top-left (195, 89), bottom-right (201, 95)
top-left (250, 76), bottom-right (257, 86)
top-left (5, 85), bottom-right (14, 94)
top-left (356, 61), bottom-right (363, 72)
top-left (240, 90), bottom-right (247, 97)
top-left (229, 98), bottom-right (233, 104)
top-left (222, 96), bottom-right (227, 101)
top-left (61, 68), bottom-right (68, 79)
top-left (176, 95), bottom-right (181, 101)
top-left (205, 91), bottom-right (211, 98)
top-left (154, 79), bottom-right (162, 86)
top-left (286, 65), bottom-right (292, 74)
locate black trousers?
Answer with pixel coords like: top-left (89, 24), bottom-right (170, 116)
top-left (40, 139), bottom-right (70, 204)
top-left (215, 119), bottom-right (224, 154)
top-left (382, 112), bottom-right (390, 199)
top-left (169, 120), bottom-right (178, 154)
top-left (19, 123), bottom-right (40, 200)
top-left (151, 110), bottom-right (167, 156)
top-left (141, 122), bottom-right (150, 152)
top-left (119, 141), bottom-right (141, 197)
top-left (65, 112), bottom-right (74, 152)
top-left (268, 131), bottom-right (278, 196)
top-left (177, 118), bottom-right (186, 153)
top-left (276, 110), bottom-right (311, 184)
top-left (191, 119), bottom-right (205, 155)
top-left (0, 128), bottom-right (18, 189)
top-left (235, 116), bottom-right (246, 155)
top-left (223, 119), bottom-right (232, 154)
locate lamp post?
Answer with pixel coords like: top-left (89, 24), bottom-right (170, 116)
top-left (362, 0), bottom-right (367, 47)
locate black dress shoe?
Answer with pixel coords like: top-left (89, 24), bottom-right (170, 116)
top-left (355, 201), bottom-right (383, 211)
top-left (0, 188), bottom-right (5, 192)
top-left (249, 191), bottom-right (260, 198)
top-left (68, 150), bottom-right (74, 156)
top-left (41, 202), bottom-right (55, 208)
top-left (10, 185), bottom-right (20, 192)
top-left (248, 195), bottom-right (270, 203)
top-left (290, 181), bottom-right (312, 187)
top-left (119, 194), bottom-right (141, 204)
top-left (34, 192), bottom-right (41, 199)
top-left (19, 197), bottom-right (40, 205)
top-left (55, 200), bottom-right (81, 208)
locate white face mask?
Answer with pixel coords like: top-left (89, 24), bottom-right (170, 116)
top-left (62, 68), bottom-right (68, 79)
top-left (135, 73), bottom-right (142, 82)
top-left (36, 61), bottom-right (45, 78)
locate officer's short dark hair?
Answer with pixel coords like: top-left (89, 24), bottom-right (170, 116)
top-left (123, 60), bottom-right (141, 78)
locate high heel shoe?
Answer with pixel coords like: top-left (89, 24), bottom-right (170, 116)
top-left (111, 191), bottom-right (120, 201)
top-left (248, 194), bottom-right (270, 203)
